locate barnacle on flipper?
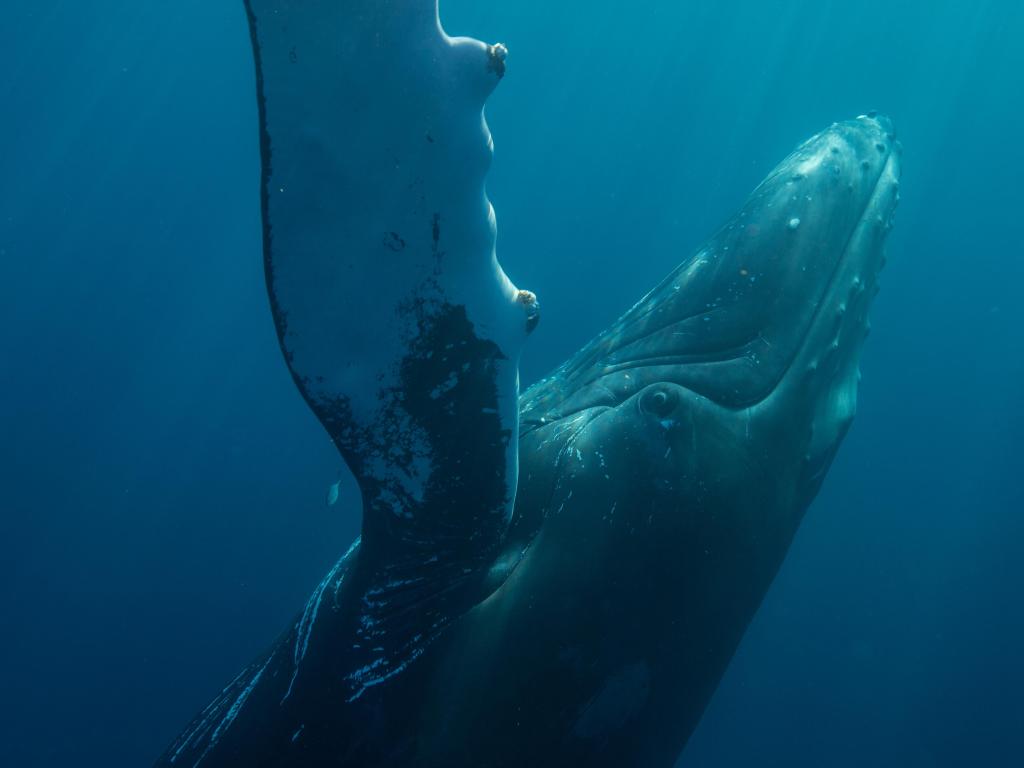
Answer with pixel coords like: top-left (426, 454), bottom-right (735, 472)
top-left (487, 42), bottom-right (508, 78)
top-left (517, 289), bottom-right (540, 334)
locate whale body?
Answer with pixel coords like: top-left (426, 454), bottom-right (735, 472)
top-left (156, 2), bottom-right (901, 766)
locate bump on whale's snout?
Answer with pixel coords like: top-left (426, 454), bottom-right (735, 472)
top-left (745, 113), bottom-right (905, 495)
top-left (771, 112), bottom-right (901, 360)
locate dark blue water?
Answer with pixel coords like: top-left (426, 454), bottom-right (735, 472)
top-left (1, 1), bottom-right (1021, 766)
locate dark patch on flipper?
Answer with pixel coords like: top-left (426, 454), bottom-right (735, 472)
top-left (362, 302), bottom-right (510, 553)
top-left (317, 301), bottom-right (511, 698)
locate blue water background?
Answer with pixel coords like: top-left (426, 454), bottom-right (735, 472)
top-left (1, 1), bottom-right (1021, 766)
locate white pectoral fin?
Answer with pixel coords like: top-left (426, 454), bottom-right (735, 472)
top-left (244, 0), bottom-right (534, 564)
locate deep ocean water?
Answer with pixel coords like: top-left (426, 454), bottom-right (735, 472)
top-left (0, 1), bottom-right (1021, 766)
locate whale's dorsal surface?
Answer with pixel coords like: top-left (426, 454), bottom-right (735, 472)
top-left (156, 3), bottom-right (901, 766)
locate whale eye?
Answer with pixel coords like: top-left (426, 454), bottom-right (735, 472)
top-left (641, 387), bottom-right (677, 417)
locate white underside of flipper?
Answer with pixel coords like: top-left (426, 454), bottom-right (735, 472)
top-left (239, 0), bottom-right (537, 699)
top-left (246, 0), bottom-right (532, 550)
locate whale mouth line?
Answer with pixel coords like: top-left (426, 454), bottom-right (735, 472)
top-left (597, 337), bottom-right (760, 380)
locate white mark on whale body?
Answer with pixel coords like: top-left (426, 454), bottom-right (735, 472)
top-left (192, 657), bottom-right (272, 766)
top-left (167, 668), bottom-right (249, 763)
top-left (282, 536), bottom-right (362, 704)
top-left (344, 644), bottom-right (428, 703)
top-left (429, 370), bottom-right (460, 399)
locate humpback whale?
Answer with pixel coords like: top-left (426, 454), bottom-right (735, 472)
top-left (157, 1), bottom-right (901, 766)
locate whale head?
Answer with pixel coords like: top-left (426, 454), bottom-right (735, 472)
top-left (473, 117), bottom-right (902, 760)
top-left (520, 114), bottom-right (901, 520)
